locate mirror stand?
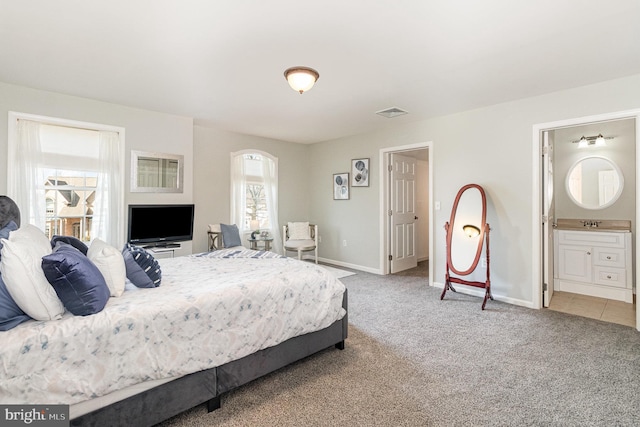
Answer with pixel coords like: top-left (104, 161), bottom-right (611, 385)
top-left (441, 223), bottom-right (493, 309)
top-left (440, 183), bottom-right (493, 310)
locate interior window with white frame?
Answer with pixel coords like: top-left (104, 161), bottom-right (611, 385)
top-left (230, 150), bottom-right (281, 252)
top-left (7, 113), bottom-right (125, 247)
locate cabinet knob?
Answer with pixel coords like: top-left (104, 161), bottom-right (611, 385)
top-left (607, 275), bottom-right (612, 279)
top-left (586, 251), bottom-right (591, 255)
top-left (606, 256), bottom-right (612, 260)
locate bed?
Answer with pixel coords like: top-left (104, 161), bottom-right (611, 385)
top-left (0, 204), bottom-right (348, 426)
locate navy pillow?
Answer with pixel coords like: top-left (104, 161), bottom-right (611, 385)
top-left (220, 223), bottom-right (242, 248)
top-left (0, 273), bottom-right (31, 331)
top-left (0, 220), bottom-right (18, 259)
top-left (122, 244), bottom-right (162, 288)
top-left (42, 243), bottom-right (110, 316)
top-left (51, 235), bottom-right (89, 255)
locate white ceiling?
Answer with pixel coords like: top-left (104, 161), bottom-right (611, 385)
top-left (1, 1), bottom-right (639, 144)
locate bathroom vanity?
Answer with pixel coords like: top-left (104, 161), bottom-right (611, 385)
top-left (554, 221), bottom-right (633, 303)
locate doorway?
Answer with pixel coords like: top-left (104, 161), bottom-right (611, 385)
top-left (533, 109), bottom-right (640, 331)
top-left (379, 142), bottom-right (433, 281)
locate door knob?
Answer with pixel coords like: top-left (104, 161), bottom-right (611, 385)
top-left (414, 216), bottom-right (418, 220)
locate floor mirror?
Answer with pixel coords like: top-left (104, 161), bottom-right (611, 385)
top-left (441, 183), bottom-right (493, 309)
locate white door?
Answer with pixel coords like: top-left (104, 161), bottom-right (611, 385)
top-left (542, 131), bottom-right (555, 307)
top-left (390, 153), bottom-right (418, 273)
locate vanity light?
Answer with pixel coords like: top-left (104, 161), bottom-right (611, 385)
top-left (463, 224), bottom-right (481, 238)
top-left (573, 134), bottom-right (612, 148)
top-left (284, 66), bottom-right (319, 94)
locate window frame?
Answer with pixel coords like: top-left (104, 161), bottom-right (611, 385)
top-left (8, 111), bottom-right (126, 245)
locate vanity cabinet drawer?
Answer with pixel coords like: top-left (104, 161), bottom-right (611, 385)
top-left (593, 247), bottom-right (626, 268)
top-left (593, 267), bottom-right (627, 288)
top-left (557, 230), bottom-right (626, 248)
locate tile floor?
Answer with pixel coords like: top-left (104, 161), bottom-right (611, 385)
top-left (548, 291), bottom-right (636, 328)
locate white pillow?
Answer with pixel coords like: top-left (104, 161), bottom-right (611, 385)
top-left (208, 224), bottom-right (221, 232)
top-left (288, 222), bottom-right (311, 240)
top-left (0, 225), bottom-right (65, 320)
top-left (88, 238), bottom-right (126, 297)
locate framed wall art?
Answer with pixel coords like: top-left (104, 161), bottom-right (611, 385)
top-left (351, 158), bottom-right (369, 187)
top-left (333, 173), bottom-right (349, 200)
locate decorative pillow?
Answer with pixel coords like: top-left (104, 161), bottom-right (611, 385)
top-left (122, 244), bottom-right (162, 288)
top-left (0, 196), bottom-right (21, 228)
top-left (87, 238), bottom-right (126, 297)
top-left (208, 224), bottom-right (221, 233)
top-left (42, 243), bottom-right (110, 316)
top-left (220, 223), bottom-right (242, 248)
top-left (0, 224), bottom-right (65, 320)
top-left (0, 273), bottom-right (31, 331)
top-left (51, 235), bottom-right (89, 255)
top-left (288, 222), bottom-right (311, 240)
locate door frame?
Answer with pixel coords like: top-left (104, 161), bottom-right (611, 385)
top-left (379, 141), bottom-right (433, 280)
top-left (531, 109), bottom-right (640, 331)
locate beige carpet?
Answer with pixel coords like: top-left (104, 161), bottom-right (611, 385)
top-left (158, 327), bottom-right (430, 426)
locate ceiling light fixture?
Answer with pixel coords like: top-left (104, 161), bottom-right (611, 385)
top-left (572, 134), bottom-right (613, 148)
top-left (284, 66), bottom-right (319, 94)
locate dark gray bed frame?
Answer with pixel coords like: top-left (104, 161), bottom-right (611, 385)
top-left (70, 290), bottom-right (348, 427)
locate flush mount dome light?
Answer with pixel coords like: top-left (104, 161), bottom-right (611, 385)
top-left (284, 66), bottom-right (319, 94)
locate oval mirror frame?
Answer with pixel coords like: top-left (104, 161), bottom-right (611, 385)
top-left (565, 155), bottom-right (623, 210)
top-left (446, 184), bottom-right (487, 276)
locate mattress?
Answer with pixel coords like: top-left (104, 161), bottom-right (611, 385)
top-left (0, 250), bottom-right (346, 407)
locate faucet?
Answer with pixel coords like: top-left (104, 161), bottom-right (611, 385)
top-left (581, 220), bottom-right (602, 228)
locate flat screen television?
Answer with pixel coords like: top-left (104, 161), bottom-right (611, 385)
top-left (127, 204), bottom-right (194, 247)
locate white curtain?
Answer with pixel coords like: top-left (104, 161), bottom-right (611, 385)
top-left (260, 154), bottom-right (282, 254)
top-left (10, 119), bottom-right (46, 229)
top-left (91, 130), bottom-right (124, 248)
top-left (230, 151), bottom-right (281, 254)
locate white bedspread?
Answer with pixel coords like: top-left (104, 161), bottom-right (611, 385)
top-left (0, 250), bottom-right (346, 406)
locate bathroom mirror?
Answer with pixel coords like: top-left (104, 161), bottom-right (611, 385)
top-left (131, 150), bottom-right (184, 193)
top-left (565, 156), bottom-right (623, 210)
top-left (441, 183), bottom-right (493, 309)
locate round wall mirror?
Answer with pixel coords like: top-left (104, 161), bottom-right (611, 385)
top-left (565, 156), bottom-right (623, 210)
top-left (446, 184), bottom-right (487, 276)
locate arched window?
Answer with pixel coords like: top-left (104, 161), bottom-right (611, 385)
top-left (230, 150), bottom-right (281, 253)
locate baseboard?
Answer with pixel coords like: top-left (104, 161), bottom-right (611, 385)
top-left (302, 255), bottom-right (383, 275)
top-left (432, 281), bottom-right (535, 309)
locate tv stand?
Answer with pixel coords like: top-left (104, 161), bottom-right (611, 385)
top-left (143, 243), bottom-right (180, 249)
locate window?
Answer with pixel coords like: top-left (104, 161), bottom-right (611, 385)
top-left (230, 150), bottom-right (281, 252)
top-left (7, 113), bottom-right (125, 247)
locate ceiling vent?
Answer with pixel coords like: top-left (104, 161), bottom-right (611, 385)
top-left (376, 107), bottom-right (408, 118)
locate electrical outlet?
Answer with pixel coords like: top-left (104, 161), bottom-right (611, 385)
top-left (435, 201), bottom-right (441, 210)
top-left (481, 258), bottom-right (487, 268)
top-left (342, 240), bottom-right (347, 247)
top-left (318, 235), bottom-right (322, 243)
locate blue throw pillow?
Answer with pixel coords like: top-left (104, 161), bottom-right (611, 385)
top-left (0, 220), bottom-right (18, 259)
top-left (0, 273), bottom-right (31, 331)
top-left (220, 223), bottom-right (242, 248)
top-left (51, 235), bottom-right (89, 255)
top-left (122, 244), bottom-right (162, 288)
top-left (41, 243), bottom-right (110, 316)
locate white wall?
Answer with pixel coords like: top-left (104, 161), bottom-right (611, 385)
top-left (0, 82), bottom-right (194, 253)
top-left (307, 73), bottom-right (640, 306)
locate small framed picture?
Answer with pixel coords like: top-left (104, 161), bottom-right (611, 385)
top-left (351, 158), bottom-right (369, 187)
top-left (333, 173), bottom-right (350, 200)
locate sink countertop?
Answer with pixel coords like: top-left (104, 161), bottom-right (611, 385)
top-left (555, 218), bottom-right (631, 232)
